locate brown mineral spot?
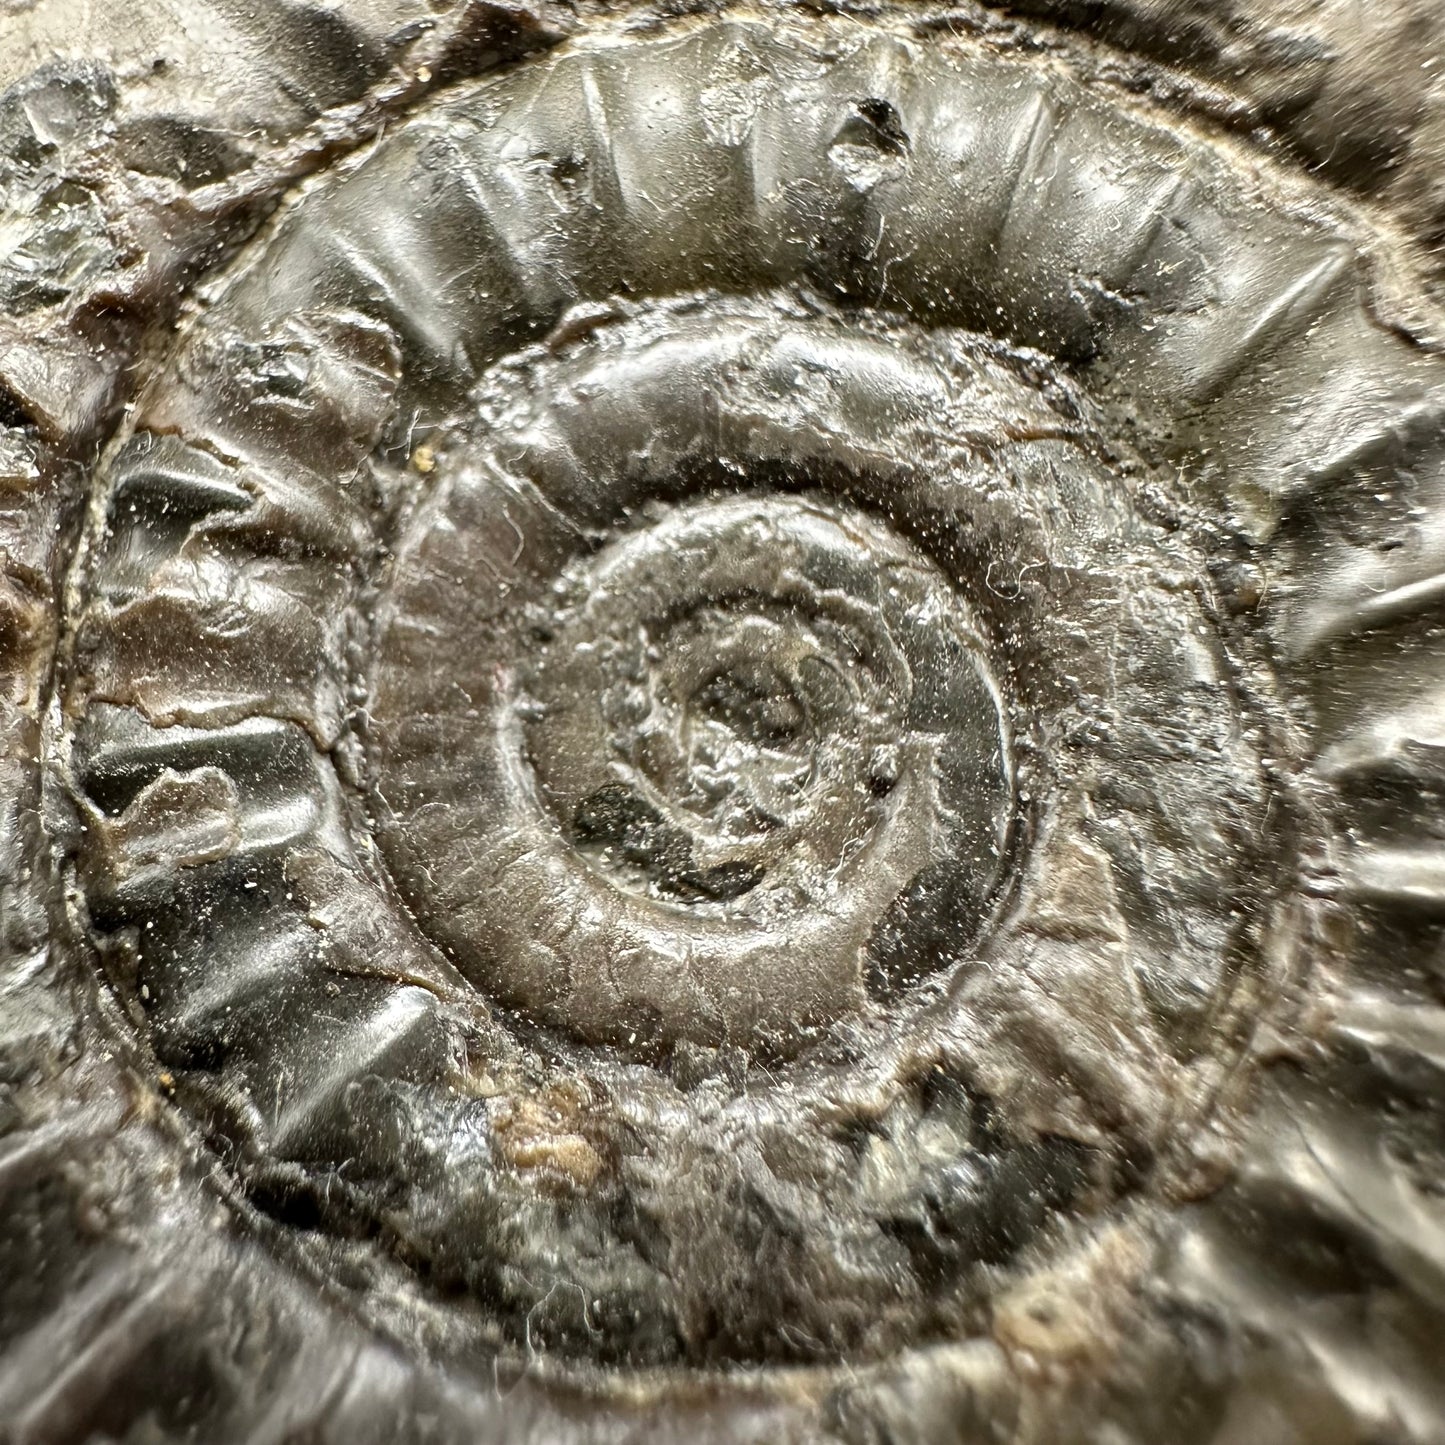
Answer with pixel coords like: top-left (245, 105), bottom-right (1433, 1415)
top-left (492, 1086), bottom-right (608, 1190)
top-left (501, 1132), bottom-right (605, 1189)
top-left (993, 1226), bottom-right (1146, 1371)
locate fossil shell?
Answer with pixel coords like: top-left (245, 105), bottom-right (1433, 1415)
top-left (2, 2), bottom-right (1444, 1441)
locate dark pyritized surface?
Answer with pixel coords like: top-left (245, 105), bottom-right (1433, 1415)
top-left (1, 1), bottom-right (1445, 1442)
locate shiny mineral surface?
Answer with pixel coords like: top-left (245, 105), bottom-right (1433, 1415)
top-left (1, 2), bottom-right (1444, 1441)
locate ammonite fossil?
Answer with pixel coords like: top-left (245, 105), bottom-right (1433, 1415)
top-left (2, 1), bottom-right (1444, 1440)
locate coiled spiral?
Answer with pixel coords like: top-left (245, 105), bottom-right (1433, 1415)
top-left (12, 4), bottom-right (1439, 1433)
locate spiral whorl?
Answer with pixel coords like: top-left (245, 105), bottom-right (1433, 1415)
top-left (51, 6), bottom-right (1445, 1388)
